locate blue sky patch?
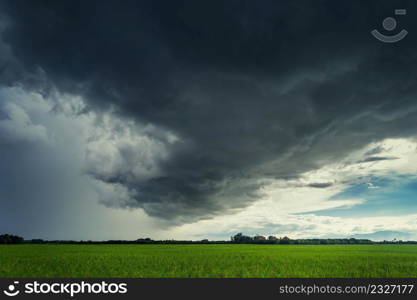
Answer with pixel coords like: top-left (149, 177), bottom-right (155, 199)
top-left (309, 175), bottom-right (417, 217)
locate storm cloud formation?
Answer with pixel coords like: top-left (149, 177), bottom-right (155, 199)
top-left (1, 0), bottom-right (417, 225)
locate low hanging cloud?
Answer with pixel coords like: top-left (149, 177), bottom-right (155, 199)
top-left (0, 86), bottom-right (174, 238)
top-left (0, 98), bottom-right (48, 145)
top-left (1, 1), bottom-right (417, 228)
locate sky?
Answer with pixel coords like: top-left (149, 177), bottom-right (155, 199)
top-left (1, 0), bottom-right (417, 241)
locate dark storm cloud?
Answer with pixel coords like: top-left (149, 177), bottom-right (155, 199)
top-left (307, 183), bottom-right (333, 189)
top-left (359, 156), bottom-right (398, 163)
top-left (1, 0), bottom-right (417, 222)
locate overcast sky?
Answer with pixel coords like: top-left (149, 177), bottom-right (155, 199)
top-left (1, 0), bottom-right (417, 241)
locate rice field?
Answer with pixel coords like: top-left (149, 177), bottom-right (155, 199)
top-left (1, 244), bottom-right (417, 278)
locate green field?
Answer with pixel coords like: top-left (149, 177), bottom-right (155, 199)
top-left (1, 244), bottom-right (417, 277)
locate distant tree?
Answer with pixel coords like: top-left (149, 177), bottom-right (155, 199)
top-left (30, 239), bottom-right (45, 244)
top-left (231, 233), bottom-right (253, 243)
top-left (136, 238), bottom-right (153, 244)
top-left (253, 235), bottom-right (266, 243)
top-left (231, 233), bottom-right (242, 242)
top-left (268, 235), bottom-right (278, 243)
top-left (279, 236), bottom-right (291, 244)
top-left (0, 234), bottom-right (24, 244)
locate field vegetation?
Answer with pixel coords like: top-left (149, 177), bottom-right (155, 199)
top-left (1, 244), bottom-right (417, 278)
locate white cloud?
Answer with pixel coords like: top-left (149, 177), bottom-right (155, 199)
top-left (85, 114), bottom-right (175, 184)
top-left (0, 89), bottom-right (49, 144)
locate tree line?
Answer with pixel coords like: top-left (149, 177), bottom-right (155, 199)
top-left (0, 234), bottom-right (24, 244)
top-left (1, 233), bottom-right (416, 245)
top-left (230, 233), bottom-right (374, 244)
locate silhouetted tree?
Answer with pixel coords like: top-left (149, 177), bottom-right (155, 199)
top-left (268, 236), bottom-right (278, 243)
top-left (231, 233), bottom-right (253, 243)
top-left (30, 239), bottom-right (45, 244)
top-left (279, 236), bottom-right (291, 244)
top-left (0, 234), bottom-right (24, 244)
top-left (254, 235), bottom-right (266, 242)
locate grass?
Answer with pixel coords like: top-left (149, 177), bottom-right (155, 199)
top-left (1, 244), bottom-right (417, 277)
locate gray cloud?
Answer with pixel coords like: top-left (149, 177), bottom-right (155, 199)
top-left (1, 0), bottom-right (417, 226)
top-left (0, 87), bottom-right (169, 240)
top-left (307, 183), bottom-right (334, 189)
top-left (359, 156), bottom-right (398, 163)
